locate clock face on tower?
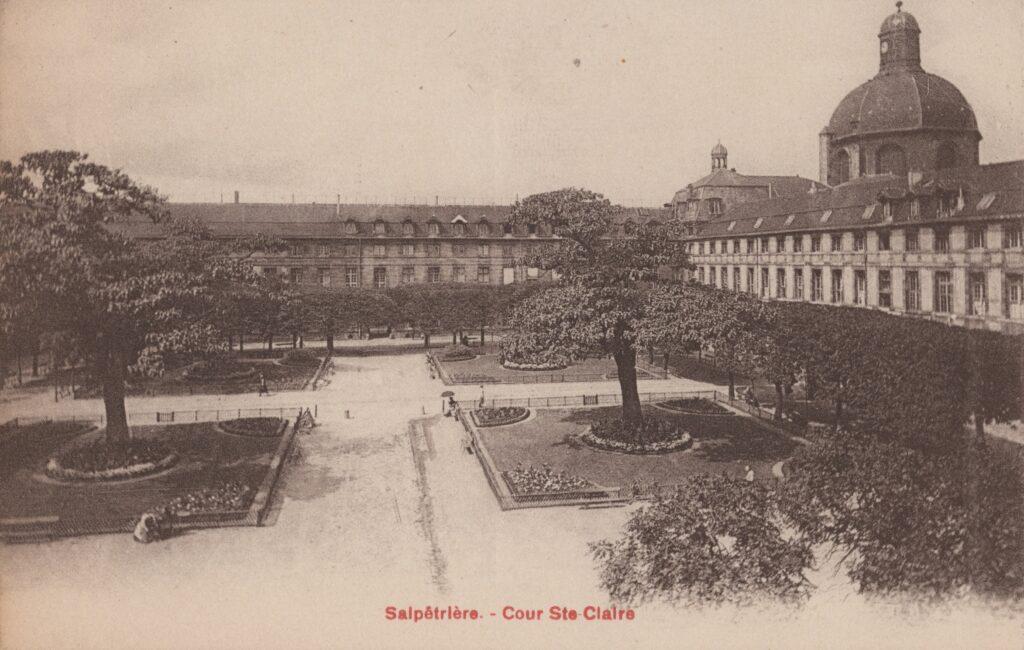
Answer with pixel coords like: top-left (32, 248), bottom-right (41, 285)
top-left (881, 40), bottom-right (890, 54)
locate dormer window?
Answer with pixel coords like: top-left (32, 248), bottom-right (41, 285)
top-left (938, 191), bottom-right (960, 218)
top-left (403, 221), bottom-right (415, 236)
top-left (882, 200), bottom-right (892, 220)
top-left (429, 221), bottom-right (440, 235)
top-left (708, 198), bottom-right (723, 215)
top-left (910, 198), bottom-right (920, 219)
top-left (503, 223), bottom-right (513, 235)
top-left (454, 222), bottom-right (466, 236)
top-left (373, 220), bottom-right (387, 235)
top-left (478, 221), bottom-right (490, 236)
top-left (527, 223), bottom-right (537, 235)
top-left (345, 220), bottom-right (358, 235)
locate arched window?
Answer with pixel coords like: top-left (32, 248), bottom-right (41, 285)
top-left (373, 220), bottom-right (387, 235)
top-left (428, 221), bottom-right (440, 235)
top-left (936, 142), bottom-right (957, 170)
top-left (830, 150), bottom-right (851, 185)
top-left (345, 220), bottom-right (358, 235)
top-left (875, 144), bottom-right (907, 177)
top-left (478, 220), bottom-right (489, 236)
top-left (403, 221), bottom-right (414, 236)
top-left (454, 222), bottom-right (465, 236)
top-left (707, 198), bottom-right (723, 215)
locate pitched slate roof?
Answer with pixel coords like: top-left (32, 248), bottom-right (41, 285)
top-left (118, 202), bottom-right (671, 240)
top-left (691, 160), bottom-right (1024, 239)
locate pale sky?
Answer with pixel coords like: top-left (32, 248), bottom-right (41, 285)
top-left (1, 0), bottom-right (1021, 206)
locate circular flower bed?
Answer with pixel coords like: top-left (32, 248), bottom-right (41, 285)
top-left (216, 417), bottom-right (286, 437)
top-left (472, 406), bottom-right (529, 427)
top-left (503, 463), bottom-right (595, 495)
top-left (578, 417), bottom-right (693, 454)
top-left (500, 359), bottom-right (568, 371)
top-left (166, 481), bottom-right (252, 514)
top-left (46, 439), bottom-right (179, 482)
top-left (279, 349), bottom-right (321, 367)
top-left (441, 345), bottom-right (476, 361)
top-left (183, 359), bottom-right (257, 382)
top-left (656, 397), bottom-right (733, 416)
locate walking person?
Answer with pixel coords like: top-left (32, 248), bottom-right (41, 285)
top-left (257, 372), bottom-right (268, 397)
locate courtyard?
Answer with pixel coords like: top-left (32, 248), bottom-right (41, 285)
top-left (0, 352), bottom-right (1017, 649)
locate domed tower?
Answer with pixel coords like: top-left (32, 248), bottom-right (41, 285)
top-left (819, 2), bottom-right (981, 186)
top-left (711, 142), bottom-right (729, 171)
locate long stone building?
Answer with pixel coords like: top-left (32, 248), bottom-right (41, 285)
top-left (681, 3), bottom-right (1023, 334)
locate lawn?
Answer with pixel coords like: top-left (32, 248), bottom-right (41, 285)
top-left (0, 420), bottom-right (283, 534)
top-left (435, 353), bottom-right (663, 385)
top-left (74, 356), bottom-right (321, 398)
top-left (474, 404), bottom-right (797, 488)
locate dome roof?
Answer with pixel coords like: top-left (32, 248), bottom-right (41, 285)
top-left (880, 7), bottom-right (920, 34)
top-left (711, 142), bottom-right (728, 156)
top-left (827, 70), bottom-right (979, 142)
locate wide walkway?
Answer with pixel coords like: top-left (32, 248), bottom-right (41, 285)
top-left (1, 355), bottom-right (1018, 648)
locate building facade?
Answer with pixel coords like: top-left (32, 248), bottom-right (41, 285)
top-left (683, 4), bottom-right (1023, 335)
top-left (135, 201), bottom-right (666, 289)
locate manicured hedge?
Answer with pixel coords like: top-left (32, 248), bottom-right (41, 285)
top-left (472, 406), bottom-right (530, 427)
top-left (217, 417), bottom-right (287, 437)
top-left (46, 439), bottom-right (179, 482)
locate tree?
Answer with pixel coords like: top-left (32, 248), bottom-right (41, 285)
top-left (781, 429), bottom-right (1024, 602)
top-left (0, 151), bottom-right (268, 442)
top-left (591, 475), bottom-right (814, 607)
top-left (506, 189), bottom-right (687, 430)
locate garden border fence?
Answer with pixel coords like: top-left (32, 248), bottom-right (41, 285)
top-left (1, 405), bottom-right (318, 429)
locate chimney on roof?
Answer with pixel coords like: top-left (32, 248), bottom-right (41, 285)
top-left (234, 190), bottom-right (239, 204)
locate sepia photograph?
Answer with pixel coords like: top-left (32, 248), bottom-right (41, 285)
top-left (1, 1), bottom-right (1022, 648)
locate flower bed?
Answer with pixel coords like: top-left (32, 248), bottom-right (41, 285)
top-left (166, 481), bottom-right (252, 514)
top-left (216, 417), bottom-right (287, 437)
top-left (502, 463), bottom-right (595, 495)
top-left (46, 439), bottom-right (179, 482)
top-left (500, 359), bottom-right (568, 371)
top-left (441, 344), bottom-right (476, 361)
top-left (578, 416), bottom-right (693, 454)
top-left (183, 359), bottom-right (257, 382)
top-left (472, 406), bottom-right (529, 427)
top-left (656, 398), bottom-right (732, 416)
top-left (279, 349), bottom-right (321, 368)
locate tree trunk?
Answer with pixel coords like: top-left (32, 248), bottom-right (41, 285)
top-left (663, 351), bottom-right (670, 372)
top-left (648, 347), bottom-right (655, 364)
top-left (834, 396), bottom-right (843, 432)
top-left (17, 353), bottom-right (22, 386)
top-left (973, 411), bottom-right (985, 439)
top-left (291, 332), bottom-right (298, 349)
top-left (424, 332), bottom-right (431, 348)
top-left (774, 382), bottom-right (785, 421)
top-left (613, 346), bottom-right (643, 435)
top-left (267, 335), bottom-right (273, 351)
top-left (806, 373), bottom-right (816, 400)
top-left (101, 346), bottom-right (130, 443)
top-left (697, 348), bottom-right (702, 362)
top-left (239, 332), bottom-right (245, 352)
top-left (228, 334), bottom-right (234, 351)
top-left (299, 335), bottom-right (304, 349)
top-left (727, 370), bottom-right (735, 401)
top-left (326, 333), bottom-right (334, 352)
top-left (480, 325), bottom-right (485, 346)
top-left (31, 336), bottom-right (39, 377)
top-left (452, 331), bottom-right (457, 345)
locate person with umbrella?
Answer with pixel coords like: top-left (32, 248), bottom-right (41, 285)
top-left (441, 390), bottom-right (455, 416)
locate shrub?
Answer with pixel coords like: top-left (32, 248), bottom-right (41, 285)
top-left (217, 417), bottom-right (286, 437)
top-left (280, 349), bottom-right (321, 367)
top-left (47, 438), bottom-right (178, 481)
top-left (503, 463), bottom-right (595, 494)
top-left (473, 406), bottom-right (529, 427)
top-left (498, 331), bottom-right (568, 369)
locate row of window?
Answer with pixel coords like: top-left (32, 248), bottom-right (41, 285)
top-left (286, 242), bottom-right (551, 258)
top-left (697, 266), bottom-right (1024, 318)
top-left (342, 221), bottom-right (548, 237)
top-left (691, 222), bottom-right (1022, 256)
top-left (261, 264), bottom-right (528, 288)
